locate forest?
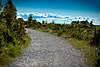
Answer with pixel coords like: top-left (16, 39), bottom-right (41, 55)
top-left (0, 0), bottom-right (100, 67)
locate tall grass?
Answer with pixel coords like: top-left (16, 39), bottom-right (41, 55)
top-left (0, 35), bottom-right (30, 67)
top-left (68, 38), bottom-right (98, 67)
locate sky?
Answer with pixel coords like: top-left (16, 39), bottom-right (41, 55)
top-left (11, 0), bottom-right (100, 18)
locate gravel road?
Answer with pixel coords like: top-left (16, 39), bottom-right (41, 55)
top-left (8, 28), bottom-right (89, 67)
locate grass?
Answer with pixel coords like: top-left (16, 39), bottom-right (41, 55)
top-left (21, 35), bottom-right (31, 49)
top-left (68, 38), bottom-right (98, 67)
top-left (0, 34), bottom-right (31, 67)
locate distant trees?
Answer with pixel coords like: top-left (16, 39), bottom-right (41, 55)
top-left (27, 15), bottom-right (33, 27)
top-left (90, 21), bottom-right (93, 26)
top-left (25, 15), bottom-right (41, 28)
top-left (28, 15), bottom-right (32, 23)
top-left (18, 18), bottom-right (24, 24)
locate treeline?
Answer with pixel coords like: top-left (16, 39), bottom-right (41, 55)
top-left (22, 15), bottom-right (100, 67)
top-left (0, 0), bottom-right (29, 66)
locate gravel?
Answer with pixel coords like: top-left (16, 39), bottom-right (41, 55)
top-left (8, 28), bottom-right (89, 67)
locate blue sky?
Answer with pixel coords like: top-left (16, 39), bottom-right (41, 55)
top-left (12, 0), bottom-right (100, 18)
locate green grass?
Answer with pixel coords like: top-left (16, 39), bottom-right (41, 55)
top-left (21, 35), bottom-right (31, 49)
top-left (0, 35), bottom-right (31, 67)
top-left (68, 38), bottom-right (98, 67)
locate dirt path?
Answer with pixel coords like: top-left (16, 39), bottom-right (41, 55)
top-left (8, 28), bottom-right (89, 67)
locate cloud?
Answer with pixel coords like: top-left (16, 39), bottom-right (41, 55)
top-left (93, 18), bottom-right (100, 25)
top-left (17, 16), bottom-right (22, 18)
top-left (17, 12), bottom-right (100, 25)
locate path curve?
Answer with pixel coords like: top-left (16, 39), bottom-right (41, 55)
top-left (9, 28), bottom-right (89, 67)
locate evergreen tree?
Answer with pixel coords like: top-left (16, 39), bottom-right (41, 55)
top-left (90, 21), bottom-right (93, 26)
top-left (0, 1), bottom-right (3, 12)
top-left (4, 0), bottom-right (17, 28)
top-left (28, 15), bottom-right (32, 22)
top-left (27, 15), bottom-right (33, 27)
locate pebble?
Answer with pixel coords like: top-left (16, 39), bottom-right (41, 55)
top-left (8, 29), bottom-right (89, 67)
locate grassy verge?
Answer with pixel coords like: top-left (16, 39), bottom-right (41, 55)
top-left (0, 35), bottom-right (31, 67)
top-left (21, 35), bottom-right (31, 49)
top-left (68, 38), bottom-right (98, 67)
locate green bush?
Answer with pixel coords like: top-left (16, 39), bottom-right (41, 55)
top-left (0, 0), bottom-right (30, 66)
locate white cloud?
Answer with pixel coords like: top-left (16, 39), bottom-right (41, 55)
top-left (17, 12), bottom-right (100, 25)
top-left (17, 15), bottom-right (22, 18)
top-left (93, 18), bottom-right (100, 25)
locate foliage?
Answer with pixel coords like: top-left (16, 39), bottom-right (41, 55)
top-left (68, 38), bottom-right (98, 67)
top-left (24, 16), bottom-right (100, 67)
top-left (0, 0), bottom-right (30, 66)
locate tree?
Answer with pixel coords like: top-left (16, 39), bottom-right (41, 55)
top-left (4, 0), bottom-right (17, 28)
top-left (42, 20), bottom-right (45, 24)
top-left (28, 15), bottom-right (32, 22)
top-left (27, 15), bottom-right (33, 27)
top-left (0, 0), bottom-right (3, 12)
top-left (90, 21), bottom-right (93, 26)
top-left (18, 18), bottom-right (24, 24)
top-left (0, 0), bottom-right (29, 65)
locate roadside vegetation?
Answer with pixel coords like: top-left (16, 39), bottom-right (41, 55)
top-left (0, 0), bottom-right (100, 67)
top-left (23, 15), bottom-right (100, 67)
top-left (0, 0), bottom-right (30, 66)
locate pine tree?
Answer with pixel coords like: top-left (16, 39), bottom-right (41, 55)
top-left (0, 1), bottom-right (3, 12)
top-left (28, 15), bottom-right (32, 22)
top-left (27, 15), bottom-right (33, 27)
top-left (90, 21), bottom-right (93, 26)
